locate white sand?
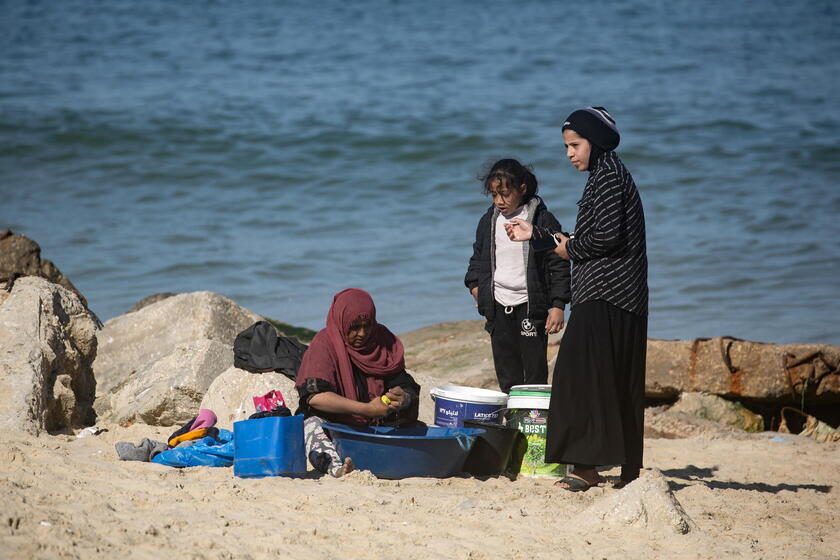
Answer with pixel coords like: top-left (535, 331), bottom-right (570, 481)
top-left (2, 423), bottom-right (839, 559)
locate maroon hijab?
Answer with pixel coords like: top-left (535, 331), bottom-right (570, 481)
top-left (296, 289), bottom-right (405, 424)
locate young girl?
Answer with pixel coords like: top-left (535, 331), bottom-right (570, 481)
top-left (464, 159), bottom-right (571, 393)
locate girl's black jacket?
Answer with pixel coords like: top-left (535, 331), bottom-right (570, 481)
top-left (464, 196), bottom-right (571, 328)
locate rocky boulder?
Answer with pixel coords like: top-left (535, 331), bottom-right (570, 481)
top-left (668, 392), bottom-right (764, 432)
top-left (93, 291), bottom-right (262, 410)
top-left (101, 340), bottom-right (232, 426)
top-left (0, 230), bottom-right (88, 307)
top-left (0, 277), bottom-right (97, 434)
top-left (200, 367), bottom-right (299, 429)
top-left (646, 337), bottom-right (840, 404)
top-left (644, 407), bottom-right (751, 440)
top-left (127, 292), bottom-right (177, 313)
top-left (575, 469), bottom-right (697, 535)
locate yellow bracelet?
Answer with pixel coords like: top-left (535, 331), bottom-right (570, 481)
top-left (381, 395), bottom-right (392, 405)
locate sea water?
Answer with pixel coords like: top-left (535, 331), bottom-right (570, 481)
top-left (1, 0), bottom-right (839, 343)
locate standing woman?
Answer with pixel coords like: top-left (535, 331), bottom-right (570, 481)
top-left (506, 107), bottom-right (648, 490)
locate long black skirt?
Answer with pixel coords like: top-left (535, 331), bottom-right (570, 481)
top-left (545, 299), bottom-right (647, 481)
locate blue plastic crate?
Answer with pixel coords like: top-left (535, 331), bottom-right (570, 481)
top-left (233, 415), bottom-right (306, 478)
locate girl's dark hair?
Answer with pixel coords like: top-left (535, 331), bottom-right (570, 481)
top-left (479, 158), bottom-right (538, 202)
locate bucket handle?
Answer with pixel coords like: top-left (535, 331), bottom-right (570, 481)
top-left (455, 434), bottom-right (473, 451)
top-left (497, 407), bottom-right (514, 422)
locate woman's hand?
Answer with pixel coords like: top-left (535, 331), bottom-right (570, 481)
top-left (384, 386), bottom-right (407, 411)
top-left (470, 286), bottom-right (479, 307)
top-left (504, 219), bottom-right (533, 241)
top-left (310, 391), bottom-right (389, 418)
top-left (365, 395), bottom-right (391, 418)
top-left (554, 233), bottom-right (570, 260)
top-left (545, 308), bottom-right (565, 334)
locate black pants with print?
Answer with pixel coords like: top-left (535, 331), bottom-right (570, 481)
top-left (489, 301), bottom-right (548, 393)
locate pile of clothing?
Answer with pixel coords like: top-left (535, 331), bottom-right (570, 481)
top-left (115, 409), bottom-right (235, 467)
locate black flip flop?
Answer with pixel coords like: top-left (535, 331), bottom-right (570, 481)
top-left (554, 475), bottom-right (593, 492)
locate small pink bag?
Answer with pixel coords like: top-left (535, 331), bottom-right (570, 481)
top-left (252, 390), bottom-right (286, 412)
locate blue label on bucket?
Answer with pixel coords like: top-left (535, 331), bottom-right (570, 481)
top-left (434, 397), bottom-right (503, 428)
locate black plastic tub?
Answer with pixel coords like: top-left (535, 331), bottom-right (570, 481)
top-left (462, 420), bottom-right (520, 477)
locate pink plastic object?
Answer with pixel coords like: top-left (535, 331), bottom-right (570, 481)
top-left (252, 390), bottom-right (286, 412)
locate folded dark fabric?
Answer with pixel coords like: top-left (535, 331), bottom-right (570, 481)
top-left (233, 321), bottom-right (308, 379)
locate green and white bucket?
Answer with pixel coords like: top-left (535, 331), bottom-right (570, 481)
top-left (506, 384), bottom-right (566, 478)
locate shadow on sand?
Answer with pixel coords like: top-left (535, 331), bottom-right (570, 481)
top-left (662, 464), bottom-right (832, 494)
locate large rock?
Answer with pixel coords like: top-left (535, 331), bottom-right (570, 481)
top-left (93, 291), bottom-right (262, 404)
top-left (0, 277), bottom-right (97, 434)
top-left (669, 392), bottom-right (764, 432)
top-left (575, 469), bottom-right (697, 535)
top-left (127, 292), bottom-right (177, 313)
top-left (646, 337), bottom-right (840, 403)
top-left (0, 230), bottom-right (88, 307)
top-left (102, 340), bottom-right (232, 426)
top-left (200, 367), bottom-right (299, 429)
top-left (644, 407), bottom-right (751, 440)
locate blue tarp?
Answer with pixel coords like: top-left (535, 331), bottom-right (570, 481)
top-left (151, 429), bottom-right (234, 468)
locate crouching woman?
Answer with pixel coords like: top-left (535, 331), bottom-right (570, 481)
top-left (295, 288), bottom-right (420, 477)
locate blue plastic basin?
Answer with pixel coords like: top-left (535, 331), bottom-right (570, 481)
top-left (322, 423), bottom-right (485, 479)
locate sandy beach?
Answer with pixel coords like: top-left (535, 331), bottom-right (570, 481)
top-left (2, 419), bottom-right (838, 560)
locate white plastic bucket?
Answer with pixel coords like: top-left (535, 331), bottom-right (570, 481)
top-left (430, 385), bottom-right (508, 428)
